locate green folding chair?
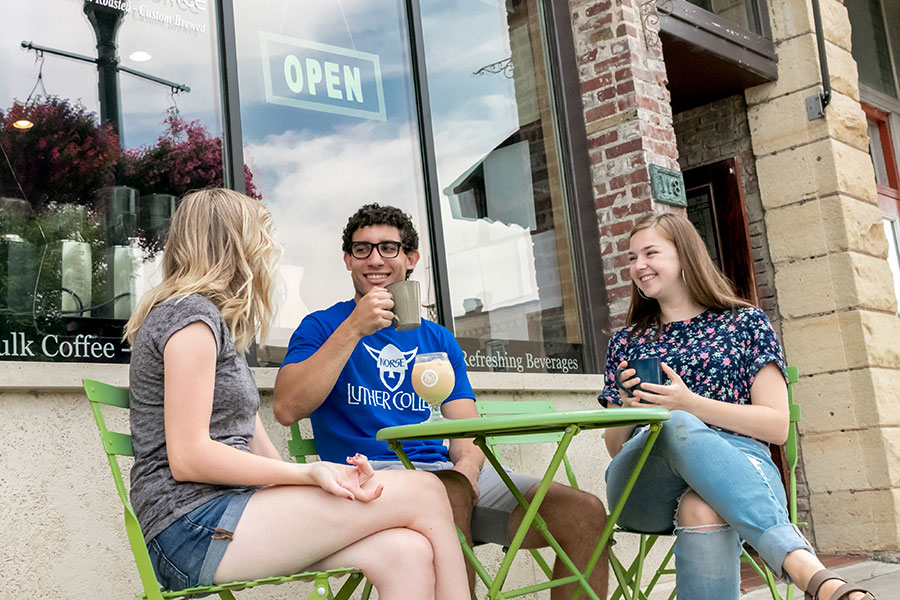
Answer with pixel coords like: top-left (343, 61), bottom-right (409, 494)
top-left (288, 422), bottom-right (374, 600)
top-left (84, 379), bottom-right (367, 600)
top-left (608, 366), bottom-right (803, 600)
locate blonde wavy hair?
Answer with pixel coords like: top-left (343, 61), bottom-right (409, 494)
top-left (124, 188), bottom-right (280, 352)
top-left (626, 212), bottom-right (752, 338)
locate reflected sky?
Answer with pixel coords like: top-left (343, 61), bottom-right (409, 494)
top-left (421, 0), bottom-right (554, 319)
top-left (236, 0), bottom-right (561, 333)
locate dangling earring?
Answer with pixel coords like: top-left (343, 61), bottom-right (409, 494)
top-left (682, 269), bottom-right (687, 284)
top-left (637, 287), bottom-right (649, 300)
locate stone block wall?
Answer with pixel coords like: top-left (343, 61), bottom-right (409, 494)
top-left (747, 0), bottom-right (900, 553)
top-left (570, 0), bottom-right (680, 328)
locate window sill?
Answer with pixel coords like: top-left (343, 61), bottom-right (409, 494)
top-left (0, 361), bottom-right (605, 394)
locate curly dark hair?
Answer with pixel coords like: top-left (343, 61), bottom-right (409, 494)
top-left (341, 203), bottom-right (419, 254)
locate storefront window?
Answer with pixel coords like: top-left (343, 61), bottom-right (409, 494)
top-left (0, 0), bottom-right (224, 362)
top-left (232, 0), bottom-right (433, 365)
top-left (420, 0), bottom-right (585, 374)
top-left (1, 1), bottom-right (593, 370)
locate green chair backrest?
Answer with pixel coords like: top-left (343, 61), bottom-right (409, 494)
top-left (785, 365), bottom-right (801, 526)
top-left (83, 379), bottom-right (168, 599)
top-left (475, 399), bottom-right (580, 489)
top-left (288, 422), bottom-right (318, 464)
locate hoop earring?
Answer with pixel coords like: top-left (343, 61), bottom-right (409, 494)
top-left (682, 269), bottom-right (686, 284)
top-left (637, 287), bottom-right (649, 300)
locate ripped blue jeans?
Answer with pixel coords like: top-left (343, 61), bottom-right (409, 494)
top-left (606, 410), bottom-right (811, 600)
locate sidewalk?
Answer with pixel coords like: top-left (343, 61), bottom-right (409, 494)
top-left (741, 558), bottom-right (900, 599)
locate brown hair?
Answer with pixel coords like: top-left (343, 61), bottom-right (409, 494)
top-left (124, 188), bottom-right (280, 352)
top-left (342, 203), bottom-right (419, 279)
top-left (626, 212), bottom-right (752, 337)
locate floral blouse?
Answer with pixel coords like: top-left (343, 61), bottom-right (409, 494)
top-left (598, 307), bottom-right (786, 436)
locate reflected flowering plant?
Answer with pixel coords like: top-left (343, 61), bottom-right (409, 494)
top-left (121, 109), bottom-right (260, 200)
top-left (0, 96), bottom-right (121, 209)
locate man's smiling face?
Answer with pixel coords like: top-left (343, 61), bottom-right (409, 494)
top-left (344, 224), bottom-right (420, 300)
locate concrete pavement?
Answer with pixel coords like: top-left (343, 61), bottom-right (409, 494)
top-left (741, 559), bottom-right (900, 599)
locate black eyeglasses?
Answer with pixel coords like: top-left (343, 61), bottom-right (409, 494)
top-left (350, 240), bottom-right (403, 259)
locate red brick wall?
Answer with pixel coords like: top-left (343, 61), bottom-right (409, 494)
top-left (570, 0), bottom-right (680, 329)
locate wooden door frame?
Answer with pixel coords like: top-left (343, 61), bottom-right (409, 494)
top-left (683, 156), bottom-right (759, 305)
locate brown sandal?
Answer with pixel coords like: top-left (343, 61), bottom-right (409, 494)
top-left (805, 569), bottom-right (878, 600)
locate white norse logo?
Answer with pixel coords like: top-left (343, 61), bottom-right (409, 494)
top-left (363, 343), bottom-right (418, 392)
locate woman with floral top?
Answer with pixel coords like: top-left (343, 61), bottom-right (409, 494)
top-left (599, 213), bottom-right (875, 600)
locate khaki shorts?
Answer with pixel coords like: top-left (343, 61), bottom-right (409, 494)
top-left (370, 460), bottom-right (539, 545)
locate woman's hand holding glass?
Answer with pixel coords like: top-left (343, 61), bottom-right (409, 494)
top-left (629, 362), bottom-right (701, 411)
top-left (308, 453), bottom-right (384, 502)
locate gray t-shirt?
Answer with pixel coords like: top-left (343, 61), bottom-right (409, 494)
top-left (129, 293), bottom-right (259, 542)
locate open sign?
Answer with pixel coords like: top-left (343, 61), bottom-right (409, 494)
top-left (260, 32), bottom-right (386, 121)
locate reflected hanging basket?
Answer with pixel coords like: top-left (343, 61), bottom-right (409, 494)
top-left (0, 96), bottom-right (121, 209)
top-left (119, 109), bottom-right (261, 201)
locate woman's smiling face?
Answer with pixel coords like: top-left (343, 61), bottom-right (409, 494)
top-left (628, 226), bottom-right (684, 300)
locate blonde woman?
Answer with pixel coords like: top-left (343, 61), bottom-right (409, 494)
top-left (599, 213), bottom-right (875, 600)
top-left (124, 189), bottom-right (469, 600)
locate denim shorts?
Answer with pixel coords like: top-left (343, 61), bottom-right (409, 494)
top-left (147, 490), bottom-right (255, 592)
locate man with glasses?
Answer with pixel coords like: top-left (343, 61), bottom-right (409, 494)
top-left (274, 204), bottom-right (608, 598)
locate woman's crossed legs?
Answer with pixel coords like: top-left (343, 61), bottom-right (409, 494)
top-left (214, 469), bottom-right (469, 600)
top-left (607, 411), bottom-right (870, 600)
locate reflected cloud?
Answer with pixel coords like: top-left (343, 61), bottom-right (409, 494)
top-left (421, 6), bottom-right (511, 76)
top-left (431, 93), bottom-right (519, 184)
top-left (245, 117), bottom-right (425, 313)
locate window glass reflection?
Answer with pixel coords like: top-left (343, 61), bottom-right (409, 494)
top-left (884, 219), bottom-right (900, 316)
top-left (0, 0), bottom-right (223, 362)
top-left (421, 0), bottom-right (586, 374)
top-left (232, 0), bottom-right (432, 365)
top-left (685, 0), bottom-right (756, 33)
top-left (848, 0), bottom-right (898, 98)
top-left (868, 119), bottom-right (891, 186)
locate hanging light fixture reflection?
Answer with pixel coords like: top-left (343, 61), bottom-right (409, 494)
top-left (128, 50), bottom-right (152, 62)
top-left (12, 49), bottom-right (48, 132)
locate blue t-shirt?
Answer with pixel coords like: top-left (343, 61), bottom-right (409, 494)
top-left (598, 307), bottom-right (786, 436)
top-left (282, 300), bottom-right (475, 463)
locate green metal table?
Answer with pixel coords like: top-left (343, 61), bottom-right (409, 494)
top-left (376, 407), bottom-right (671, 600)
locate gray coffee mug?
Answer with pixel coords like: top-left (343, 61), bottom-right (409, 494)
top-left (386, 280), bottom-right (421, 331)
top-left (615, 357), bottom-right (663, 398)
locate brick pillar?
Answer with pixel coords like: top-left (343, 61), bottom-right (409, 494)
top-left (747, 0), bottom-right (900, 553)
top-left (570, 0), bottom-right (679, 327)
